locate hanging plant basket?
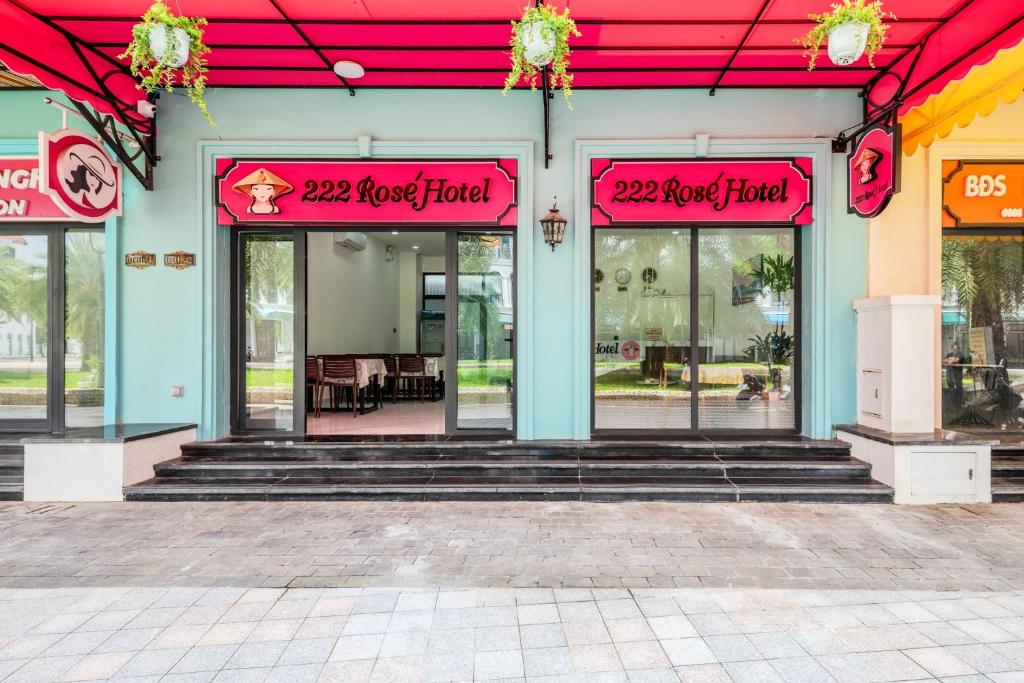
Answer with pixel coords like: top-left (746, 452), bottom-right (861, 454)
top-left (797, 0), bottom-right (894, 70)
top-left (119, 0), bottom-right (214, 126)
top-left (503, 4), bottom-right (581, 108)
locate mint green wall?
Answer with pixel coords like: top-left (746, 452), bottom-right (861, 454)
top-left (1, 87), bottom-right (865, 438)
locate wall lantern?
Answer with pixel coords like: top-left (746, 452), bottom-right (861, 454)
top-left (540, 197), bottom-right (568, 251)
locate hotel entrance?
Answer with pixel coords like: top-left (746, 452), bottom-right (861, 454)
top-left (231, 228), bottom-right (515, 437)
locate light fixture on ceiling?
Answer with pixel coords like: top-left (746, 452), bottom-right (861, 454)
top-left (333, 60), bottom-right (365, 79)
top-left (412, 245), bottom-right (420, 251)
top-left (391, 231), bottom-right (398, 235)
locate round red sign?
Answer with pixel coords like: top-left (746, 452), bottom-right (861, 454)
top-left (621, 340), bottom-right (641, 361)
top-left (39, 129), bottom-right (122, 223)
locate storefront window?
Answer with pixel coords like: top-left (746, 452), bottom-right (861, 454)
top-left (64, 229), bottom-right (105, 428)
top-left (0, 234), bottom-right (49, 426)
top-left (594, 227), bottom-right (797, 432)
top-left (941, 234), bottom-right (1024, 432)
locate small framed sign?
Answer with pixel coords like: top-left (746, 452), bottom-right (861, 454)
top-left (125, 250), bottom-right (156, 269)
top-left (848, 121), bottom-right (901, 218)
top-left (164, 251), bottom-right (197, 269)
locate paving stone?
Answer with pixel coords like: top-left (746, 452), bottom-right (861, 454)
top-left (904, 646), bottom-right (978, 677)
top-left (170, 644), bottom-right (240, 674)
top-left (703, 634), bottom-right (763, 663)
top-left (768, 655), bottom-right (833, 683)
top-left (614, 639), bottom-right (670, 670)
top-left (275, 637), bottom-right (335, 666)
top-left (329, 633), bottom-right (383, 661)
top-left (674, 663), bottom-right (731, 682)
top-left (56, 651), bottom-right (134, 681)
top-left (724, 660), bottom-right (786, 683)
top-left (224, 640), bottom-right (287, 669)
top-left (523, 646), bottom-right (573, 677)
top-left (520, 623), bottom-right (567, 649)
top-left (474, 649), bottom-right (524, 679)
top-left (569, 643), bottom-right (623, 673)
top-left (660, 637), bottom-right (718, 667)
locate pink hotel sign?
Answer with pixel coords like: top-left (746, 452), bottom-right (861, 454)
top-left (591, 158), bottom-right (813, 225)
top-left (216, 158), bottom-right (518, 227)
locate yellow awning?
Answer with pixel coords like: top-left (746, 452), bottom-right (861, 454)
top-left (901, 39), bottom-right (1024, 156)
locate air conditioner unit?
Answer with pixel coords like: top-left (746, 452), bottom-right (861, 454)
top-left (334, 232), bottom-right (367, 251)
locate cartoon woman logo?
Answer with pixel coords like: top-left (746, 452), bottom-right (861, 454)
top-left (57, 143), bottom-right (117, 210)
top-left (232, 168), bottom-right (293, 215)
top-left (854, 148), bottom-right (881, 185)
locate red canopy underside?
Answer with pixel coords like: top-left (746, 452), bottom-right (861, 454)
top-left (1, 0), bottom-right (1022, 124)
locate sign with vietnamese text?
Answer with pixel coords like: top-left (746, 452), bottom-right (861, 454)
top-left (0, 157), bottom-right (68, 221)
top-left (591, 158), bottom-right (813, 226)
top-left (943, 160), bottom-right (1024, 228)
top-left (848, 122), bottom-right (900, 218)
top-left (216, 158), bottom-right (518, 227)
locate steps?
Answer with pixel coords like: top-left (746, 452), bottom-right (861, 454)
top-left (0, 438), bottom-right (25, 501)
top-left (126, 439), bottom-right (894, 503)
top-left (993, 444), bottom-right (1024, 502)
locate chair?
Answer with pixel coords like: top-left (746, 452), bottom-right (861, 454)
top-left (305, 356), bottom-right (323, 418)
top-left (398, 355), bottom-right (432, 402)
top-left (321, 356), bottom-right (359, 418)
top-left (382, 355), bottom-right (399, 403)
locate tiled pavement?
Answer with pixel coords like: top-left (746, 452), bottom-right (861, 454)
top-left (1, 501), bottom-right (1024, 681)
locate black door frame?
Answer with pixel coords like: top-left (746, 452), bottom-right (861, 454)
top-left (590, 225), bottom-right (803, 437)
top-left (444, 230), bottom-right (517, 437)
top-left (0, 224), bottom-right (96, 434)
top-left (230, 229), bottom-right (306, 436)
top-left (230, 227), bottom-right (517, 438)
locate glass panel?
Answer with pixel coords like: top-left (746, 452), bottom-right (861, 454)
top-left (0, 234), bottom-right (49, 424)
top-left (941, 235), bottom-right (1024, 432)
top-left (64, 230), bottom-right (105, 428)
top-left (696, 228), bottom-right (796, 430)
top-left (594, 229), bottom-right (692, 430)
top-left (242, 234), bottom-right (295, 431)
top-left (423, 273), bottom-right (445, 297)
top-left (456, 233), bottom-right (513, 430)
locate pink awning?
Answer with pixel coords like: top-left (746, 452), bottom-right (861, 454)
top-left (1, 0), bottom-right (1021, 119)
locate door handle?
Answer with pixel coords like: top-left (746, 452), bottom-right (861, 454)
top-left (968, 468), bottom-right (974, 480)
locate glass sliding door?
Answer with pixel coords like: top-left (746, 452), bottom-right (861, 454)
top-left (450, 232), bottom-right (514, 432)
top-left (696, 228), bottom-right (797, 431)
top-left (0, 232), bottom-right (50, 429)
top-left (64, 229), bottom-right (105, 428)
top-left (236, 232), bottom-right (303, 433)
top-left (593, 229), bottom-right (692, 430)
top-left (592, 226), bottom-right (799, 434)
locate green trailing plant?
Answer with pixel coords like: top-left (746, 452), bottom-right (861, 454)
top-left (503, 4), bottom-right (581, 108)
top-left (119, 0), bottom-right (214, 126)
top-left (797, 0), bottom-right (894, 70)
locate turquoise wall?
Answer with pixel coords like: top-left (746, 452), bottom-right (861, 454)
top-left (0, 87), bottom-right (866, 438)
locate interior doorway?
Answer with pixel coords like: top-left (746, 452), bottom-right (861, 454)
top-left (232, 228), bottom-right (515, 437)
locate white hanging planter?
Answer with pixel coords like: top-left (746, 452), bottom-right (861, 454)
top-left (827, 21), bottom-right (870, 66)
top-left (148, 24), bottom-right (190, 68)
top-left (518, 21), bottom-right (556, 67)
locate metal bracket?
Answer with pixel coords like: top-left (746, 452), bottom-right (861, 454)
top-left (71, 99), bottom-right (158, 191)
top-left (541, 66), bottom-right (553, 169)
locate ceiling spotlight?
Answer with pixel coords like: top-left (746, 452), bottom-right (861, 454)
top-left (412, 245), bottom-right (420, 250)
top-left (391, 231), bottom-right (398, 235)
top-left (333, 60), bottom-right (365, 79)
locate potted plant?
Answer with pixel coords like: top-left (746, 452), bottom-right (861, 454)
top-left (503, 4), bottom-right (581, 107)
top-left (119, 0), bottom-right (214, 126)
top-left (798, 0), bottom-right (894, 70)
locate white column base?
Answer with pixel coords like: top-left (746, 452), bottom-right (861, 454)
top-left (23, 426), bottom-right (195, 502)
top-left (837, 426), bottom-right (992, 504)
